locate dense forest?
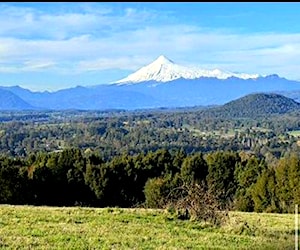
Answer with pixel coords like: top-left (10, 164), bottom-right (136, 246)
top-left (1, 147), bottom-right (300, 213)
top-left (1, 97), bottom-right (300, 213)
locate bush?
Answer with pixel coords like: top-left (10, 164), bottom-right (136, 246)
top-left (165, 182), bottom-right (228, 226)
top-left (144, 177), bottom-right (168, 208)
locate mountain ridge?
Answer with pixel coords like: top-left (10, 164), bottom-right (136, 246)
top-left (0, 88), bottom-right (35, 110)
top-left (1, 56), bottom-right (300, 110)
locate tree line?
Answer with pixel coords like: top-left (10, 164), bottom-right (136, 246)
top-left (1, 147), bottom-right (299, 213)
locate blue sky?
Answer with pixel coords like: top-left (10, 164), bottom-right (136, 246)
top-left (1, 2), bottom-right (300, 91)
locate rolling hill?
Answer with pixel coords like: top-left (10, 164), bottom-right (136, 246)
top-left (205, 93), bottom-right (300, 118)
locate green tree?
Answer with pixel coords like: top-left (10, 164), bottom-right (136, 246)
top-left (275, 154), bottom-right (300, 212)
top-left (251, 167), bottom-right (279, 213)
top-left (234, 155), bottom-right (266, 211)
top-left (144, 177), bottom-right (169, 208)
top-left (206, 151), bottom-right (240, 208)
top-left (181, 152), bottom-right (208, 185)
top-left (0, 157), bottom-right (27, 204)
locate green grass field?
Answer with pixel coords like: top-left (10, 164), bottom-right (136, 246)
top-left (0, 205), bottom-right (296, 249)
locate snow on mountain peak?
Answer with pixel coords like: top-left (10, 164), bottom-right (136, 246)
top-left (114, 56), bottom-right (260, 85)
top-left (153, 55), bottom-right (174, 65)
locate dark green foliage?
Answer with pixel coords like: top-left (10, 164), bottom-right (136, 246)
top-left (234, 155), bottom-right (266, 211)
top-left (29, 149), bottom-right (96, 206)
top-left (0, 107), bottom-right (299, 212)
top-left (144, 177), bottom-right (169, 208)
top-left (181, 153), bottom-right (208, 184)
top-left (275, 154), bottom-right (300, 212)
top-left (99, 155), bottom-right (139, 206)
top-left (206, 151), bottom-right (240, 208)
top-left (171, 149), bottom-right (187, 173)
top-left (0, 157), bottom-right (27, 204)
top-left (214, 93), bottom-right (300, 118)
top-left (84, 152), bottom-right (105, 204)
top-left (0, 139), bottom-right (299, 214)
top-left (251, 168), bottom-right (279, 213)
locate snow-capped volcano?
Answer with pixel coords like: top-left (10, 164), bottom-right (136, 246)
top-left (114, 55), bottom-right (260, 85)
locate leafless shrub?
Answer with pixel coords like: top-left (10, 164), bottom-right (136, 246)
top-left (165, 182), bottom-right (228, 226)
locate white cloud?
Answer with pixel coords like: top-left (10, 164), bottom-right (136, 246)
top-left (0, 4), bottom-right (300, 81)
top-left (0, 65), bottom-right (20, 73)
top-left (0, 60), bottom-right (56, 73)
top-left (0, 3), bottom-right (162, 39)
top-left (23, 60), bottom-right (56, 71)
top-left (77, 56), bottom-right (148, 72)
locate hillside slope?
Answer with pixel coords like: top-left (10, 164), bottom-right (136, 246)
top-left (206, 93), bottom-right (300, 118)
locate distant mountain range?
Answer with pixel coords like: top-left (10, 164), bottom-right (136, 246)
top-left (1, 55), bottom-right (300, 110)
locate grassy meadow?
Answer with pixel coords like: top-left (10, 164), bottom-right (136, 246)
top-left (0, 205), bottom-right (296, 249)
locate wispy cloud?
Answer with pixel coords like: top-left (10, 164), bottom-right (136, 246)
top-left (23, 60), bottom-right (56, 71)
top-left (77, 56), bottom-right (148, 72)
top-left (0, 3), bottom-right (300, 82)
top-left (0, 3), bottom-right (162, 39)
top-left (0, 59), bottom-right (56, 73)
